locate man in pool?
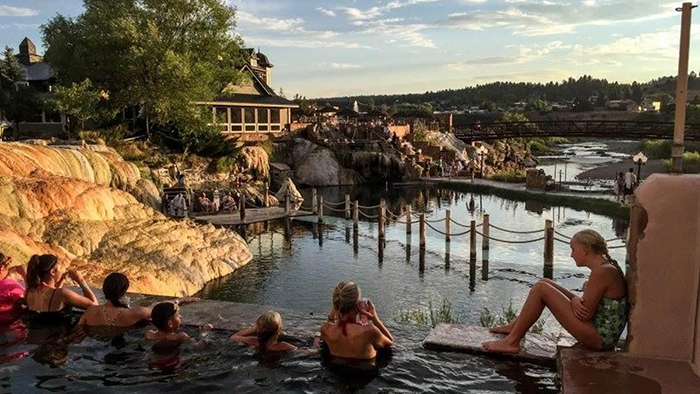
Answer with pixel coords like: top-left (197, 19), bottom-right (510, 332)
top-left (482, 229), bottom-right (628, 354)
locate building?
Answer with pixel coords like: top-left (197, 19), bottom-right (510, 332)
top-left (3, 38), bottom-right (65, 137)
top-left (195, 49), bottom-right (298, 141)
top-left (640, 98), bottom-right (662, 112)
top-left (607, 99), bottom-right (638, 111)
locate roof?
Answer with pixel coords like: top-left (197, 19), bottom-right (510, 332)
top-left (210, 94), bottom-right (298, 107)
top-left (21, 62), bottom-right (53, 81)
top-left (337, 107), bottom-right (360, 117)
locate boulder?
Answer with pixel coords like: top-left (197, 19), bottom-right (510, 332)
top-left (294, 148), bottom-right (358, 186)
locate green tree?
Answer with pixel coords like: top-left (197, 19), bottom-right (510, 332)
top-left (53, 78), bottom-right (117, 131)
top-left (0, 47), bottom-right (41, 137)
top-left (572, 96), bottom-right (593, 112)
top-left (595, 91), bottom-right (608, 108)
top-left (292, 94), bottom-right (315, 118)
top-left (42, 0), bottom-right (247, 140)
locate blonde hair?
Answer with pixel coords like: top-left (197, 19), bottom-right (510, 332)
top-left (572, 229), bottom-right (624, 275)
top-left (256, 310), bottom-right (282, 349)
top-left (333, 281), bottom-right (360, 316)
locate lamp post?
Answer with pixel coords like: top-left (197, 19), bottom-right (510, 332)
top-left (477, 146), bottom-right (488, 178)
top-left (633, 152), bottom-right (648, 185)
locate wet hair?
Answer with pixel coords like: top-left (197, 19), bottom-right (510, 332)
top-left (629, 168), bottom-right (634, 172)
top-left (103, 273), bottom-right (130, 309)
top-left (26, 254), bottom-right (59, 289)
top-left (151, 302), bottom-right (179, 331)
top-left (256, 310), bottom-right (282, 350)
top-left (332, 281), bottom-right (360, 316)
top-left (572, 229), bottom-right (624, 277)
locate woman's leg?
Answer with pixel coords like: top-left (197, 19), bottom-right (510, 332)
top-left (489, 280), bottom-right (574, 334)
top-left (483, 280), bottom-right (602, 354)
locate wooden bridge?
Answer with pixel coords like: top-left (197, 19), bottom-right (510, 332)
top-left (453, 120), bottom-right (700, 142)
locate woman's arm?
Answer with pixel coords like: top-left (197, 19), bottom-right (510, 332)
top-left (579, 270), bottom-right (609, 321)
top-left (61, 288), bottom-right (99, 310)
top-left (229, 326), bottom-right (258, 346)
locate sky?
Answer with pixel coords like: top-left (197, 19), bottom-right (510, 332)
top-left (1, 0), bottom-right (699, 98)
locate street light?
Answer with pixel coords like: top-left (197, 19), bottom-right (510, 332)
top-left (477, 146), bottom-right (488, 178)
top-left (633, 151), bottom-right (648, 185)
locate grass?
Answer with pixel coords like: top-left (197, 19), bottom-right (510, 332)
top-left (487, 169), bottom-right (526, 183)
top-left (434, 181), bottom-right (630, 219)
top-left (662, 151), bottom-right (700, 174)
top-left (479, 301), bottom-right (548, 335)
top-left (394, 297), bottom-right (460, 327)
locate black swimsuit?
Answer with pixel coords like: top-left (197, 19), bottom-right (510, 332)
top-left (26, 288), bottom-right (75, 326)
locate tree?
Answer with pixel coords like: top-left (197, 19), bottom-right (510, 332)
top-left (0, 47), bottom-right (41, 138)
top-left (42, 0), bottom-right (247, 140)
top-left (292, 94), bottom-right (315, 118)
top-left (572, 96), bottom-right (593, 112)
top-left (278, 87), bottom-right (287, 99)
top-left (53, 78), bottom-right (117, 131)
top-left (630, 81), bottom-right (643, 104)
top-left (595, 91), bottom-right (608, 108)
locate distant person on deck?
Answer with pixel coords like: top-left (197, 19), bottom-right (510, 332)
top-left (624, 168), bottom-right (636, 203)
top-left (222, 192), bottom-right (236, 214)
top-left (482, 229), bottom-right (628, 354)
top-left (198, 192), bottom-right (212, 213)
top-left (320, 281), bottom-right (393, 360)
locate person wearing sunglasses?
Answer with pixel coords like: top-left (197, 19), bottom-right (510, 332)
top-left (24, 254), bottom-right (98, 326)
top-left (0, 252), bottom-right (26, 324)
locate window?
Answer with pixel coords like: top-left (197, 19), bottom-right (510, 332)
top-left (270, 109), bottom-right (281, 124)
top-left (258, 108), bottom-right (268, 123)
top-left (244, 108), bottom-right (255, 124)
top-left (259, 125), bottom-right (268, 131)
top-left (215, 107), bottom-right (228, 124)
top-left (271, 125), bottom-right (281, 131)
top-left (245, 125), bottom-right (256, 131)
top-left (231, 125), bottom-right (243, 132)
top-left (231, 107), bottom-right (242, 123)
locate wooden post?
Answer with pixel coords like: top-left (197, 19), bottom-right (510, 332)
top-left (284, 188), bottom-right (290, 214)
top-left (264, 182), bottom-right (269, 208)
top-left (318, 196), bottom-right (324, 223)
top-left (406, 205), bottom-right (412, 235)
top-left (544, 219), bottom-right (554, 268)
top-left (672, 2), bottom-right (696, 174)
top-left (470, 220), bottom-right (477, 263)
top-left (482, 214), bottom-right (490, 280)
top-left (312, 188), bottom-right (318, 214)
top-left (445, 209), bottom-right (451, 243)
top-left (378, 199), bottom-right (385, 240)
top-left (482, 214), bottom-right (490, 253)
top-left (345, 194), bottom-right (351, 219)
top-left (240, 193), bottom-right (246, 222)
top-left (419, 214), bottom-right (426, 249)
top-left (353, 200), bottom-right (359, 229)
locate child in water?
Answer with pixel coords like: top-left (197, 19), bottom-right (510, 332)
top-left (230, 310), bottom-right (297, 352)
top-left (145, 301), bottom-right (212, 343)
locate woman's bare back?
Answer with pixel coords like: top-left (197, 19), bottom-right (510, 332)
top-left (321, 322), bottom-right (378, 359)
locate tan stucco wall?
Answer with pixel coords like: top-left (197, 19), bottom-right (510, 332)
top-left (627, 174), bottom-right (700, 365)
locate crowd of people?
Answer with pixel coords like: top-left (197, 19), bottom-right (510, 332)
top-left (0, 228), bottom-right (627, 370)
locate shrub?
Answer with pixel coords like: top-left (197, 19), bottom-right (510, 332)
top-left (429, 298), bottom-right (459, 327)
top-left (213, 154), bottom-right (238, 173)
top-left (528, 140), bottom-right (551, 154)
top-left (662, 151), bottom-right (700, 173)
top-left (487, 169), bottom-right (526, 183)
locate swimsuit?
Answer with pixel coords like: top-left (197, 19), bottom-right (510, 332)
top-left (26, 288), bottom-right (75, 326)
top-left (591, 265), bottom-right (628, 350)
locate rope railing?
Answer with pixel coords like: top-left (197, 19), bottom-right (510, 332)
top-left (324, 206), bottom-right (346, 213)
top-left (554, 231), bottom-right (572, 239)
top-left (358, 210), bottom-right (379, 219)
top-left (358, 203), bottom-right (382, 210)
top-left (323, 200), bottom-right (346, 206)
top-left (475, 229), bottom-right (545, 244)
top-left (490, 223), bottom-right (544, 235)
top-left (425, 221), bottom-right (471, 237)
top-left (425, 217), bottom-right (446, 224)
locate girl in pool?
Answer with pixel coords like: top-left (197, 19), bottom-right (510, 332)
top-left (25, 254), bottom-right (98, 325)
top-left (321, 281), bottom-right (393, 360)
top-left (78, 273), bottom-right (153, 327)
top-left (482, 229), bottom-right (628, 354)
top-left (145, 300), bottom-right (211, 342)
top-left (230, 310), bottom-right (296, 352)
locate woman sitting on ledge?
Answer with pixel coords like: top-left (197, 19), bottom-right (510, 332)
top-left (25, 255), bottom-right (98, 325)
top-left (321, 281), bottom-right (393, 360)
top-left (483, 229), bottom-right (628, 354)
top-left (78, 273), bottom-right (152, 328)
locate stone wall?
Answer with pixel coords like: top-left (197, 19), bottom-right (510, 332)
top-left (625, 174), bottom-right (700, 375)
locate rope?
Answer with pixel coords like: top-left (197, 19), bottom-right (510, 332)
top-left (606, 237), bottom-right (623, 243)
top-left (358, 210), bottom-right (379, 219)
top-left (323, 200), bottom-right (346, 206)
top-left (324, 206), bottom-right (347, 213)
top-left (554, 237), bottom-right (571, 244)
top-left (425, 222), bottom-right (448, 235)
top-left (554, 231), bottom-right (572, 239)
top-left (451, 229), bottom-right (472, 237)
top-left (608, 244), bottom-right (627, 249)
top-left (450, 218), bottom-right (471, 228)
top-left (490, 223), bottom-right (544, 234)
top-left (425, 217), bottom-right (446, 224)
top-left (358, 204), bottom-right (381, 209)
top-left (474, 230), bottom-right (545, 244)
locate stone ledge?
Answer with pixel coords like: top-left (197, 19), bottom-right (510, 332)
top-left (558, 346), bottom-right (700, 394)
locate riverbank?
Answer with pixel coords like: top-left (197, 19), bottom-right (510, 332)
top-left (419, 177), bottom-right (630, 219)
top-left (578, 158), bottom-right (665, 181)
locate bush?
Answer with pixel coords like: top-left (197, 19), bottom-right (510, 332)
top-left (429, 298), bottom-right (459, 328)
top-left (639, 139), bottom-right (672, 159)
top-left (662, 151), bottom-right (700, 173)
top-left (528, 140), bottom-right (551, 154)
top-left (487, 169), bottom-right (526, 183)
top-left (213, 154), bottom-right (238, 173)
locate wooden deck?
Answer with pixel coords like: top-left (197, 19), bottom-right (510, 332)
top-left (193, 207), bottom-right (314, 225)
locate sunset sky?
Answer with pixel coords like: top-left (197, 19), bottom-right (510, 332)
top-left (1, 0), bottom-right (697, 98)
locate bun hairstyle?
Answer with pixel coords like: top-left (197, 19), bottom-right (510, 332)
top-left (572, 229), bottom-right (625, 277)
top-left (256, 310), bottom-right (282, 350)
top-left (332, 281), bottom-right (360, 316)
top-left (26, 254), bottom-right (59, 289)
top-left (103, 272), bottom-right (130, 309)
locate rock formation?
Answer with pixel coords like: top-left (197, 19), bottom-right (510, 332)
top-left (0, 142), bottom-right (252, 296)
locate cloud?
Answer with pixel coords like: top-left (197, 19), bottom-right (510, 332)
top-left (447, 41), bottom-right (567, 69)
top-left (316, 7), bottom-right (336, 17)
top-left (438, 0), bottom-right (677, 36)
top-left (342, 0), bottom-right (438, 21)
top-left (243, 36), bottom-right (371, 49)
top-left (360, 21), bottom-right (435, 48)
top-left (570, 27), bottom-right (681, 61)
top-left (0, 23), bottom-right (40, 30)
top-left (0, 5), bottom-right (39, 17)
top-left (236, 10), bottom-right (338, 38)
top-left (319, 62), bottom-right (362, 69)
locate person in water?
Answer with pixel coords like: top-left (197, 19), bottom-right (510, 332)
top-left (321, 281), bottom-right (393, 359)
top-left (78, 273), bottom-right (153, 327)
top-left (25, 254), bottom-right (98, 323)
top-left (0, 252), bottom-right (26, 324)
top-left (482, 229), bottom-right (628, 353)
top-left (230, 310), bottom-right (296, 352)
top-left (145, 300), bottom-right (211, 342)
